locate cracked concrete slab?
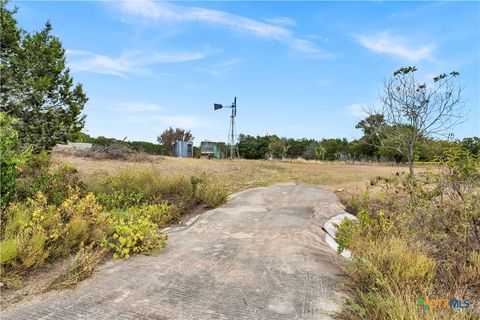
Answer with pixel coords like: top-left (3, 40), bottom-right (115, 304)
top-left (1, 183), bottom-right (347, 320)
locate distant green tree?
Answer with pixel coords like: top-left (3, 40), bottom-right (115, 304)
top-left (238, 134), bottom-right (269, 159)
top-left (346, 140), bottom-right (362, 162)
top-left (302, 142), bottom-right (324, 160)
top-left (320, 138), bottom-right (348, 160)
top-left (462, 137), bottom-right (480, 156)
top-left (315, 144), bottom-right (326, 160)
top-left (129, 140), bottom-right (164, 155)
top-left (287, 138), bottom-right (315, 159)
top-left (417, 138), bottom-right (451, 162)
top-left (0, 1), bottom-right (88, 151)
top-left (355, 114), bottom-right (385, 158)
top-left (193, 146), bottom-right (201, 158)
top-left (70, 132), bottom-right (165, 155)
top-left (70, 131), bottom-right (93, 143)
top-left (268, 137), bottom-right (289, 159)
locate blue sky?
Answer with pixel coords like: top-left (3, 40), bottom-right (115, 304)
top-left (13, 1), bottom-right (480, 144)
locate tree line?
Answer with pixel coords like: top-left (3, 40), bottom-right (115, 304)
top-left (73, 128), bottom-right (479, 163)
top-left (237, 133), bottom-right (479, 162)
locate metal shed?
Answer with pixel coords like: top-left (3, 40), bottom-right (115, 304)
top-left (200, 141), bottom-right (222, 159)
top-left (173, 141), bottom-right (193, 158)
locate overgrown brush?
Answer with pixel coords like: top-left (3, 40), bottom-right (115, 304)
top-left (15, 153), bottom-right (85, 206)
top-left (1, 158), bottom-right (228, 290)
top-left (91, 168), bottom-right (228, 211)
top-left (194, 178), bottom-right (229, 208)
top-left (342, 237), bottom-right (436, 319)
top-left (336, 144), bottom-right (480, 319)
top-left (0, 190), bottom-right (109, 286)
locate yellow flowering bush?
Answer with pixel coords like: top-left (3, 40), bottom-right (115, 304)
top-left (102, 204), bottom-right (172, 259)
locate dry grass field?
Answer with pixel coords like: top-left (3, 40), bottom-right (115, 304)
top-left (52, 151), bottom-right (416, 194)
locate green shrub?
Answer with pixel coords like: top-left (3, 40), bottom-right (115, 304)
top-left (135, 202), bottom-right (179, 226)
top-left (0, 112), bottom-right (31, 207)
top-left (16, 163), bottom-right (84, 206)
top-left (20, 150), bottom-right (51, 177)
top-left (0, 190), bottom-right (108, 285)
top-left (102, 204), bottom-right (170, 259)
top-left (95, 190), bottom-right (145, 211)
top-left (335, 218), bottom-right (358, 254)
top-left (1, 194), bottom-right (58, 276)
top-left (58, 192), bottom-right (111, 251)
top-left (2, 192), bottom-right (61, 241)
top-left (354, 237), bottom-right (436, 290)
top-left (343, 290), bottom-right (419, 320)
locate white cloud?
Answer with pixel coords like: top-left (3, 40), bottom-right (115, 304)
top-left (289, 38), bottom-right (333, 58)
top-left (264, 16), bottom-right (297, 27)
top-left (356, 31), bottom-right (434, 62)
top-left (197, 57), bottom-right (240, 77)
top-left (218, 58), bottom-right (240, 68)
top-left (196, 68), bottom-right (220, 77)
top-left (113, 0), bottom-right (332, 59)
top-left (66, 48), bottom-right (218, 77)
top-left (346, 103), bottom-right (368, 119)
top-left (113, 101), bottom-right (165, 112)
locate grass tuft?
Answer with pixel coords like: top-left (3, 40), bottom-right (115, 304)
top-left (49, 245), bottom-right (107, 290)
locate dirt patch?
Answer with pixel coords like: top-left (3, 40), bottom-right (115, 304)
top-left (1, 260), bottom-right (65, 310)
top-left (177, 204), bottom-right (208, 226)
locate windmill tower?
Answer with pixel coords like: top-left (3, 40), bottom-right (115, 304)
top-left (214, 97), bottom-right (240, 159)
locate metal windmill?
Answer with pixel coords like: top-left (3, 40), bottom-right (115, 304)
top-left (214, 97), bottom-right (240, 160)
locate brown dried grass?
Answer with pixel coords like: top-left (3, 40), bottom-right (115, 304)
top-left (51, 151), bottom-right (418, 194)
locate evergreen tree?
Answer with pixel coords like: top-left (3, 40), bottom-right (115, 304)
top-left (0, 1), bottom-right (87, 151)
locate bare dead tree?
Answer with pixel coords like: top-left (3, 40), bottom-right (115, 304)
top-left (365, 66), bottom-right (466, 177)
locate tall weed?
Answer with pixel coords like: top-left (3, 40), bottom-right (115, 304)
top-left (337, 145), bottom-right (480, 319)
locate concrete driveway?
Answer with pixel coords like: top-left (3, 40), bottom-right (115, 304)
top-left (1, 183), bottom-right (346, 320)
